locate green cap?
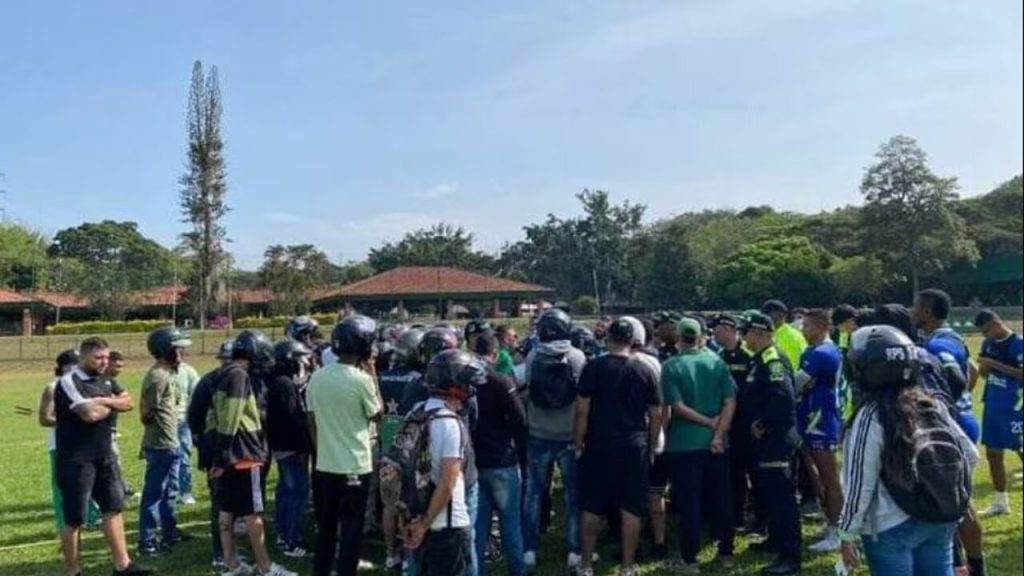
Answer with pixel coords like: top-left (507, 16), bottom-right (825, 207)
top-left (741, 310), bottom-right (775, 332)
top-left (678, 317), bottom-right (703, 340)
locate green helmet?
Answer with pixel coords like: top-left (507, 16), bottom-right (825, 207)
top-left (147, 326), bottom-right (192, 360)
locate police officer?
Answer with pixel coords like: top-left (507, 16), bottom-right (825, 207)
top-left (712, 312), bottom-right (758, 531)
top-left (740, 311), bottom-right (802, 576)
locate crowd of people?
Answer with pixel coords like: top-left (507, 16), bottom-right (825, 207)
top-left (41, 288), bottom-right (1022, 576)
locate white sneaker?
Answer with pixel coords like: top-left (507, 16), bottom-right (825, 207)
top-left (283, 546), bottom-right (308, 558)
top-left (980, 501), bottom-right (1011, 518)
top-left (220, 561), bottom-right (255, 576)
top-left (179, 493), bottom-right (197, 505)
top-left (568, 552), bottom-right (582, 568)
top-left (524, 551), bottom-right (537, 567)
top-left (619, 566), bottom-right (638, 576)
top-left (809, 533), bottom-right (842, 553)
top-left (357, 560), bottom-right (376, 570)
top-left (260, 563), bottom-right (297, 576)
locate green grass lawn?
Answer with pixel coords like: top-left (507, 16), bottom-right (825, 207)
top-left (0, 345), bottom-right (1020, 576)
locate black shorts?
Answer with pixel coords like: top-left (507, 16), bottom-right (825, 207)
top-left (580, 444), bottom-right (650, 518)
top-left (220, 466), bottom-right (265, 517)
top-left (649, 453), bottom-right (670, 496)
top-left (57, 457), bottom-right (125, 527)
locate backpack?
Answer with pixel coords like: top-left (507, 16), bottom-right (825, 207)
top-left (881, 407), bottom-right (972, 523)
top-left (529, 351), bottom-right (578, 410)
top-left (379, 404), bottom-right (466, 523)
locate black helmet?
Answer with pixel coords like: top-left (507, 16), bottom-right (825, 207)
top-left (849, 325), bottom-right (920, 391)
top-left (233, 330), bottom-right (276, 369)
top-left (425, 349), bottom-right (487, 396)
top-left (331, 315), bottom-right (378, 358)
top-left (464, 319), bottom-right (492, 342)
top-left (419, 327), bottom-right (460, 363)
top-left (147, 326), bottom-right (192, 360)
top-left (537, 308), bottom-right (572, 342)
top-left (56, 349), bottom-right (80, 370)
top-left (285, 315), bottom-right (320, 343)
top-left (394, 328), bottom-right (425, 367)
top-left (569, 326), bottom-right (599, 358)
top-left (274, 340), bottom-right (312, 366)
top-left (217, 339), bottom-right (235, 360)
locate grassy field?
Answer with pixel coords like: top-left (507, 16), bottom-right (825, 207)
top-left (0, 343), bottom-right (1021, 576)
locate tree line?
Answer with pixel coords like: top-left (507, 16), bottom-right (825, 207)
top-left (2, 64), bottom-right (1020, 322)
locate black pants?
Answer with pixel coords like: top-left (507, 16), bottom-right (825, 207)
top-left (313, 471), bottom-right (371, 576)
top-left (419, 527), bottom-right (472, 576)
top-left (728, 436), bottom-right (751, 529)
top-left (670, 451), bottom-right (734, 563)
top-left (208, 475), bottom-right (223, 559)
top-left (755, 462), bottom-right (802, 563)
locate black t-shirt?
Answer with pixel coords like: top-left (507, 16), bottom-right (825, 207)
top-left (55, 368), bottom-right (124, 462)
top-left (578, 354), bottom-right (662, 448)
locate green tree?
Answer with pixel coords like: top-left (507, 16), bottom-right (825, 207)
top-left (47, 221), bottom-right (176, 319)
top-left (368, 223), bottom-right (493, 272)
top-left (709, 235), bottom-right (835, 308)
top-left (0, 222), bottom-right (50, 290)
top-left (860, 135), bottom-right (978, 295)
top-left (830, 255), bottom-right (888, 306)
top-left (179, 60), bottom-right (229, 328)
top-left (498, 190), bottom-right (645, 304)
top-left (954, 175), bottom-right (1023, 256)
top-left (259, 244), bottom-right (333, 315)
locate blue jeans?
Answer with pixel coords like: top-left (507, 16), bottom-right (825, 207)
top-left (862, 518), bottom-right (958, 576)
top-left (274, 454), bottom-right (310, 548)
top-left (139, 447), bottom-right (181, 547)
top-left (466, 481), bottom-right (479, 576)
top-left (475, 467), bottom-right (526, 576)
top-left (525, 438), bottom-right (580, 555)
top-left (178, 421), bottom-right (193, 495)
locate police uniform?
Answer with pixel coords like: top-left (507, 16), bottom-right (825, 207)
top-left (720, 342), bottom-right (755, 527)
top-left (743, 343), bottom-right (802, 566)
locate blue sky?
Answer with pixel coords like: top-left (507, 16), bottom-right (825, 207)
top-left (1, 1), bottom-right (1021, 269)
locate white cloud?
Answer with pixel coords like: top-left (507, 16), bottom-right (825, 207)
top-left (412, 181), bottom-right (459, 199)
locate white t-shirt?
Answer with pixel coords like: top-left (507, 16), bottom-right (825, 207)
top-left (424, 397), bottom-right (470, 531)
top-left (46, 380), bottom-right (57, 451)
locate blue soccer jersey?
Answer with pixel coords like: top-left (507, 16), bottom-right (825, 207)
top-left (980, 332), bottom-right (1024, 450)
top-left (797, 341), bottom-right (843, 448)
top-left (925, 327), bottom-right (973, 413)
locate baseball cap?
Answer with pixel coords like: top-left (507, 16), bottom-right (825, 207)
top-left (678, 317), bottom-right (703, 340)
top-left (464, 319), bottom-right (492, 341)
top-left (710, 312), bottom-right (739, 329)
top-left (761, 299), bottom-right (788, 315)
top-left (651, 310), bottom-right (683, 327)
top-left (742, 311), bottom-right (775, 332)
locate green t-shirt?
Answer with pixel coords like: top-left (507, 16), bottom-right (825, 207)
top-left (141, 365), bottom-right (180, 451)
top-left (307, 363), bottom-right (381, 475)
top-left (774, 324), bottom-right (807, 372)
top-left (662, 348), bottom-right (735, 453)
top-left (494, 348), bottom-right (516, 379)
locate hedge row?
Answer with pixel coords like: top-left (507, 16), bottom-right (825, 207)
top-left (45, 319), bottom-right (174, 335)
top-left (44, 315), bottom-right (341, 335)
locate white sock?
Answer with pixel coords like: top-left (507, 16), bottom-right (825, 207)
top-left (996, 492), bottom-right (1010, 507)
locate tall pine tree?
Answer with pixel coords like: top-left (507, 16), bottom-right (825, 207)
top-left (179, 61), bottom-right (229, 328)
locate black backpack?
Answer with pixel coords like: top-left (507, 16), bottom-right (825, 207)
top-left (529, 351), bottom-right (578, 410)
top-left (881, 408), bottom-right (972, 523)
top-left (379, 405), bottom-right (466, 523)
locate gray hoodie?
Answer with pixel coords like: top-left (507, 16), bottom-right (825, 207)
top-left (524, 340), bottom-right (587, 442)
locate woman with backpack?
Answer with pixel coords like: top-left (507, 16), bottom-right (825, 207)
top-left (838, 325), bottom-right (979, 576)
